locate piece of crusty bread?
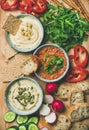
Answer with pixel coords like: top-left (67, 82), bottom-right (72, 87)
top-left (53, 115), bottom-right (71, 130)
top-left (1, 54), bottom-right (39, 82)
top-left (57, 82), bottom-right (75, 100)
top-left (20, 55), bottom-right (39, 76)
top-left (70, 123), bottom-right (89, 130)
top-left (75, 79), bottom-right (89, 94)
top-left (3, 14), bottom-right (22, 35)
top-left (57, 79), bottom-right (89, 100)
top-left (67, 103), bottom-right (89, 122)
top-left (70, 89), bottom-right (85, 105)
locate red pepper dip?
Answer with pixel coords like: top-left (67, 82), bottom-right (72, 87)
top-left (36, 45), bottom-right (67, 80)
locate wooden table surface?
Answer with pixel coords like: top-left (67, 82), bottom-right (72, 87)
top-left (0, 3), bottom-right (89, 130)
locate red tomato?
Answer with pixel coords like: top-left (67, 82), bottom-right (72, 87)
top-left (26, 4), bottom-right (38, 17)
top-left (1, 0), bottom-right (18, 10)
top-left (25, 0), bottom-right (36, 5)
top-left (33, 0), bottom-right (47, 13)
top-left (65, 67), bottom-right (88, 83)
top-left (33, 3), bottom-right (47, 13)
top-left (74, 45), bottom-right (89, 68)
top-left (18, 0), bottom-right (28, 11)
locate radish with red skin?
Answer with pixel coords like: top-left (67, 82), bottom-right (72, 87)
top-left (52, 100), bottom-right (65, 112)
top-left (40, 127), bottom-right (49, 130)
top-left (39, 104), bottom-right (50, 116)
top-left (46, 83), bottom-right (58, 94)
top-left (44, 94), bottom-right (54, 104)
top-left (45, 112), bottom-right (57, 124)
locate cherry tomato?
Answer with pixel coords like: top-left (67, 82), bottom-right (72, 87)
top-left (26, 5), bottom-right (38, 17)
top-left (18, 0), bottom-right (28, 11)
top-left (25, 0), bottom-right (36, 5)
top-left (1, 0), bottom-right (18, 10)
top-left (65, 67), bottom-right (88, 83)
top-left (33, 0), bottom-right (47, 13)
top-left (33, 3), bottom-right (47, 13)
top-left (74, 45), bottom-right (89, 68)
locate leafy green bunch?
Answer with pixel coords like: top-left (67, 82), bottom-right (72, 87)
top-left (40, 4), bottom-right (89, 51)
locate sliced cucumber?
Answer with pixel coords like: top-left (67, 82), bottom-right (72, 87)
top-left (16, 115), bottom-right (28, 124)
top-left (6, 126), bottom-right (18, 130)
top-left (4, 111), bottom-right (16, 122)
top-left (19, 124), bottom-right (27, 130)
top-left (27, 117), bottom-right (39, 124)
top-left (28, 123), bottom-right (39, 130)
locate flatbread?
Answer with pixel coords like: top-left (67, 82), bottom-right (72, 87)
top-left (3, 14), bottom-right (22, 35)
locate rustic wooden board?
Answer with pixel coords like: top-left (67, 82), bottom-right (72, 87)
top-left (0, 2), bottom-right (89, 130)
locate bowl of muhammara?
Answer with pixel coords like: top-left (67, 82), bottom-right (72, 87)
top-left (33, 44), bottom-right (69, 82)
top-left (5, 77), bottom-right (43, 115)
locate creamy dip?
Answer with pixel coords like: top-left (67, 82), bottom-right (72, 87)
top-left (8, 79), bottom-right (40, 111)
top-left (9, 16), bottom-right (43, 50)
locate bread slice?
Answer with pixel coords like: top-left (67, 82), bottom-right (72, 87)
top-left (3, 14), bottom-right (22, 35)
top-left (20, 55), bottom-right (39, 76)
top-left (57, 82), bottom-right (75, 100)
top-left (75, 79), bottom-right (89, 94)
top-left (70, 89), bottom-right (85, 105)
top-left (1, 54), bottom-right (39, 82)
top-left (53, 115), bottom-right (71, 130)
top-left (67, 103), bottom-right (89, 122)
top-left (70, 123), bottom-right (89, 130)
top-left (57, 78), bottom-right (89, 100)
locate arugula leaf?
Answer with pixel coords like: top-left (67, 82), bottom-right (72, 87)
top-left (40, 4), bottom-right (89, 51)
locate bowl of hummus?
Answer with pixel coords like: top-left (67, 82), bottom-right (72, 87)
top-left (6, 14), bottom-right (44, 52)
top-left (33, 44), bottom-right (69, 82)
top-left (5, 77), bottom-right (43, 115)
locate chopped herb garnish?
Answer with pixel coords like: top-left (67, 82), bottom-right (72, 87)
top-left (43, 53), bottom-right (49, 62)
top-left (41, 55), bottom-right (64, 74)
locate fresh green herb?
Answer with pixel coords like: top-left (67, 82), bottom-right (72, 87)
top-left (41, 55), bottom-right (64, 74)
top-left (40, 4), bottom-right (89, 51)
top-left (43, 53), bottom-right (49, 62)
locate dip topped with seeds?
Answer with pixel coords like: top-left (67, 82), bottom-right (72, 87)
top-left (8, 78), bottom-right (41, 111)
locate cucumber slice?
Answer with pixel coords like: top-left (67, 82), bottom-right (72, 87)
top-left (28, 123), bottom-right (39, 130)
top-left (16, 115), bottom-right (28, 124)
top-left (4, 111), bottom-right (16, 122)
top-left (19, 124), bottom-right (27, 130)
top-left (6, 126), bottom-right (18, 130)
top-left (27, 117), bottom-right (39, 124)
top-left (19, 125), bottom-right (26, 130)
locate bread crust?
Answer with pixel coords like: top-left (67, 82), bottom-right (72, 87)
top-left (53, 115), bottom-right (71, 130)
top-left (21, 55), bottom-right (39, 76)
top-left (70, 89), bottom-right (85, 105)
top-left (67, 103), bottom-right (89, 122)
top-left (70, 123), bottom-right (89, 130)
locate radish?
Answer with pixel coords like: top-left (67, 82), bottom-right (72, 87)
top-left (40, 127), bottom-right (49, 130)
top-left (46, 83), bottom-right (58, 94)
top-left (45, 112), bottom-right (57, 124)
top-left (39, 104), bottom-right (50, 116)
top-left (52, 100), bottom-right (65, 112)
top-left (44, 94), bottom-right (54, 104)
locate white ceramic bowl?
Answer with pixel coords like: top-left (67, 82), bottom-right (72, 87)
top-left (5, 77), bottom-right (43, 115)
top-left (6, 14), bottom-right (44, 53)
top-left (33, 44), bottom-right (69, 82)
